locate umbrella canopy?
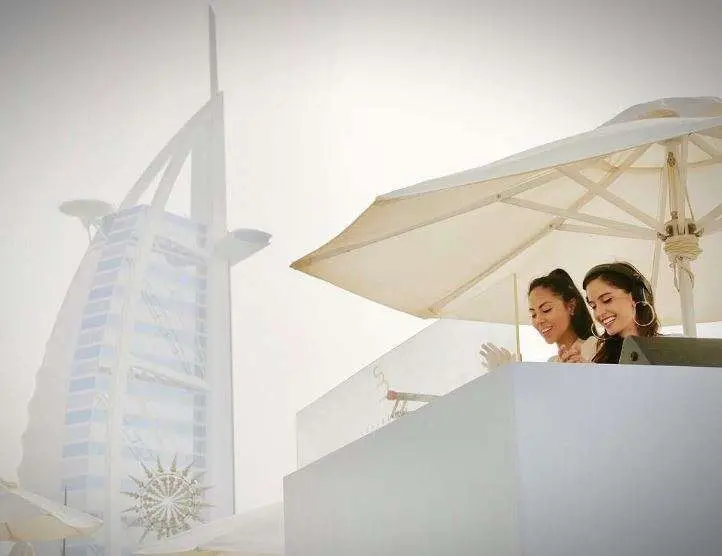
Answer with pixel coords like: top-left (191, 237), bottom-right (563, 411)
top-left (0, 479), bottom-right (102, 541)
top-left (292, 97), bottom-right (722, 336)
top-left (8, 542), bottom-right (36, 556)
top-left (135, 502), bottom-right (283, 556)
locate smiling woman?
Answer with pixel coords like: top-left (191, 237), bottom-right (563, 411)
top-left (479, 268), bottom-right (597, 368)
top-left (526, 269), bottom-right (597, 362)
top-left (583, 262), bottom-right (661, 364)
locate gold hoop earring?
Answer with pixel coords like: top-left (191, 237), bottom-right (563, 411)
top-left (634, 301), bottom-right (656, 327)
top-left (590, 322), bottom-right (605, 339)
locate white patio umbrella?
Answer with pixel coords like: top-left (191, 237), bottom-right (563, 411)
top-left (0, 478), bottom-right (102, 541)
top-left (8, 542), bottom-right (35, 556)
top-left (292, 97), bottom-right (722, 337)
top-left (135, 502), bottom-right (283, 556)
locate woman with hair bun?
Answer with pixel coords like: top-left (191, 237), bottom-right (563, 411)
top-left (480, 268), bottom-right (598, 368)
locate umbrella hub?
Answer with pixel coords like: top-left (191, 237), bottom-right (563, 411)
top-left (663, 231), bottom-right (702, 262)
top-left (662, 219), bottom-right (703, 292)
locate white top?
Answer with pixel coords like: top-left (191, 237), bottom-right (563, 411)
top-left (548, 336), bottom-right (599, 363)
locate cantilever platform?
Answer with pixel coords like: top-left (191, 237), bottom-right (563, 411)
top-left (284, 362), bottom-right (722, 556)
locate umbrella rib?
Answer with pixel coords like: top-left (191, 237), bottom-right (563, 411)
top-left (428, 145), bottom-right (651, 314)
top-left (2, 522), bottom-right (16, 541)
top-left (429, 226), bottom-right (554, 315)
top-left (502, 197), bottom-right (653, 236)
top-left (697, 203), bottom-right (722, 231)
top-left (602, 155), bottom-right (722, 173)
top-left (620, 166), bottom-right (664, 173)
top-left (688, 154), bottom-right (722, 169)
top-left (703, 217), bottom-right (722, 235)
top-left (292, 168), bottom-right (565, 267)
top-left (556, 223), bottom-right (656, 239)
top-left (688, 134), bottom-right (722, 158)
top-left (599, 159), bottom-right (658, 173)
top-left (554, 166), bottom-right (665, 233)
top-left (651, 170), bottom-right (669, 290)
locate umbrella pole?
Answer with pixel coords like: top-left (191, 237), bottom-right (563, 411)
top-left (679, 270), bottom-right (697, 337)
top-left (513, 273), bottom-right (522, 360)
top-left (665, 139), bottom-right (698, 338)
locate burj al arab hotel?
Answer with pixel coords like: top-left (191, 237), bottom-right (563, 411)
top-left (19, 8), bottom-right (270, 555)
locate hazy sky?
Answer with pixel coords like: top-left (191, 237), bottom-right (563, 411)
top-left (1, 0), bottom-right (721, 512)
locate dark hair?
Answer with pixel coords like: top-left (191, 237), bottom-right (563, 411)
top-left (582, 261), bottom-right (660, 364)
top-left (528, 268), bottom-right (594, 341)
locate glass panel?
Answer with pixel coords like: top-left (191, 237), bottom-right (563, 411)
top-left (82, 304), bottom-right (110, 320)
top-left (65, 409), bottom-right (92, 425)
top-left (69, 377), bottom-right (96, 392)
top-left (88, 285), bottom-right (115, 300)
top-left (97, 257), bottom-right (124, 272)
top-left (62, 442), bottom-right (89, 457)
top-left (92, 270), bottom-right (120, 287)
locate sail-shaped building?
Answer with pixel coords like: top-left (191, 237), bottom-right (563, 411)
top-left (19, 9), bottom-right (270, 556)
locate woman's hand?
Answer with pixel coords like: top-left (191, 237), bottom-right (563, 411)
top-left (558, 344), bottom-right (585, 363)
top-left (479, 343), bottom-right (519, 371)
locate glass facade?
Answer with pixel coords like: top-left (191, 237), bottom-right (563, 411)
top-left (58, 205), bottom-right (213, 554)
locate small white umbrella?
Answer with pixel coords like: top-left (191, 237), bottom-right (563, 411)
top-left (8, 542), bottom-right (35, 556)
top-left (135, 502), bottom-right (283, 556)
top-left (292, 97), bottom-right (722, 337)
top-left (0, 478), bottom-right (102, 541)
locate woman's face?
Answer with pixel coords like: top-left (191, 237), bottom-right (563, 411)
top-left (528, 286), bottom-right (574, 345)
top-left (585, 277), bottom-right (638, 338)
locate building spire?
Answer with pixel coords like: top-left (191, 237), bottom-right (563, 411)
top-left (209, 4), bottom-right (219, 95)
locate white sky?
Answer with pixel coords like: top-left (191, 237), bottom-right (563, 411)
top-left (1, 0), bottom-right (721, 512)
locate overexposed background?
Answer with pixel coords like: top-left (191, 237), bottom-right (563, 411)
top-left (1, 0), bottom-right (721, 513)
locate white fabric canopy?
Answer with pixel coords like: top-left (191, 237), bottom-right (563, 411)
top-left (292, 97), bottom-right (722, 334)
top-left (135, 502), bottom-right (283, 555)
top-left (8, 542), bottom-right (36, 556)
top-left (0, 479), bottom-right (102, 542)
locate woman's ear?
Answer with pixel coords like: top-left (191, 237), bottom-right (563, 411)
top-left (567, 298), bottom-right (577, 316)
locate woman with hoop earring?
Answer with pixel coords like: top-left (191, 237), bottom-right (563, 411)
top-left (582, 261), bottom-right (660, 364)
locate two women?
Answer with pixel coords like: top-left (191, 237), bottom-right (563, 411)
top-left (480, 261), bottom-right (660, 367)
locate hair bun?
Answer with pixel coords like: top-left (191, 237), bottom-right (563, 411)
top-left (549, 268), bottom-right (573, 280)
